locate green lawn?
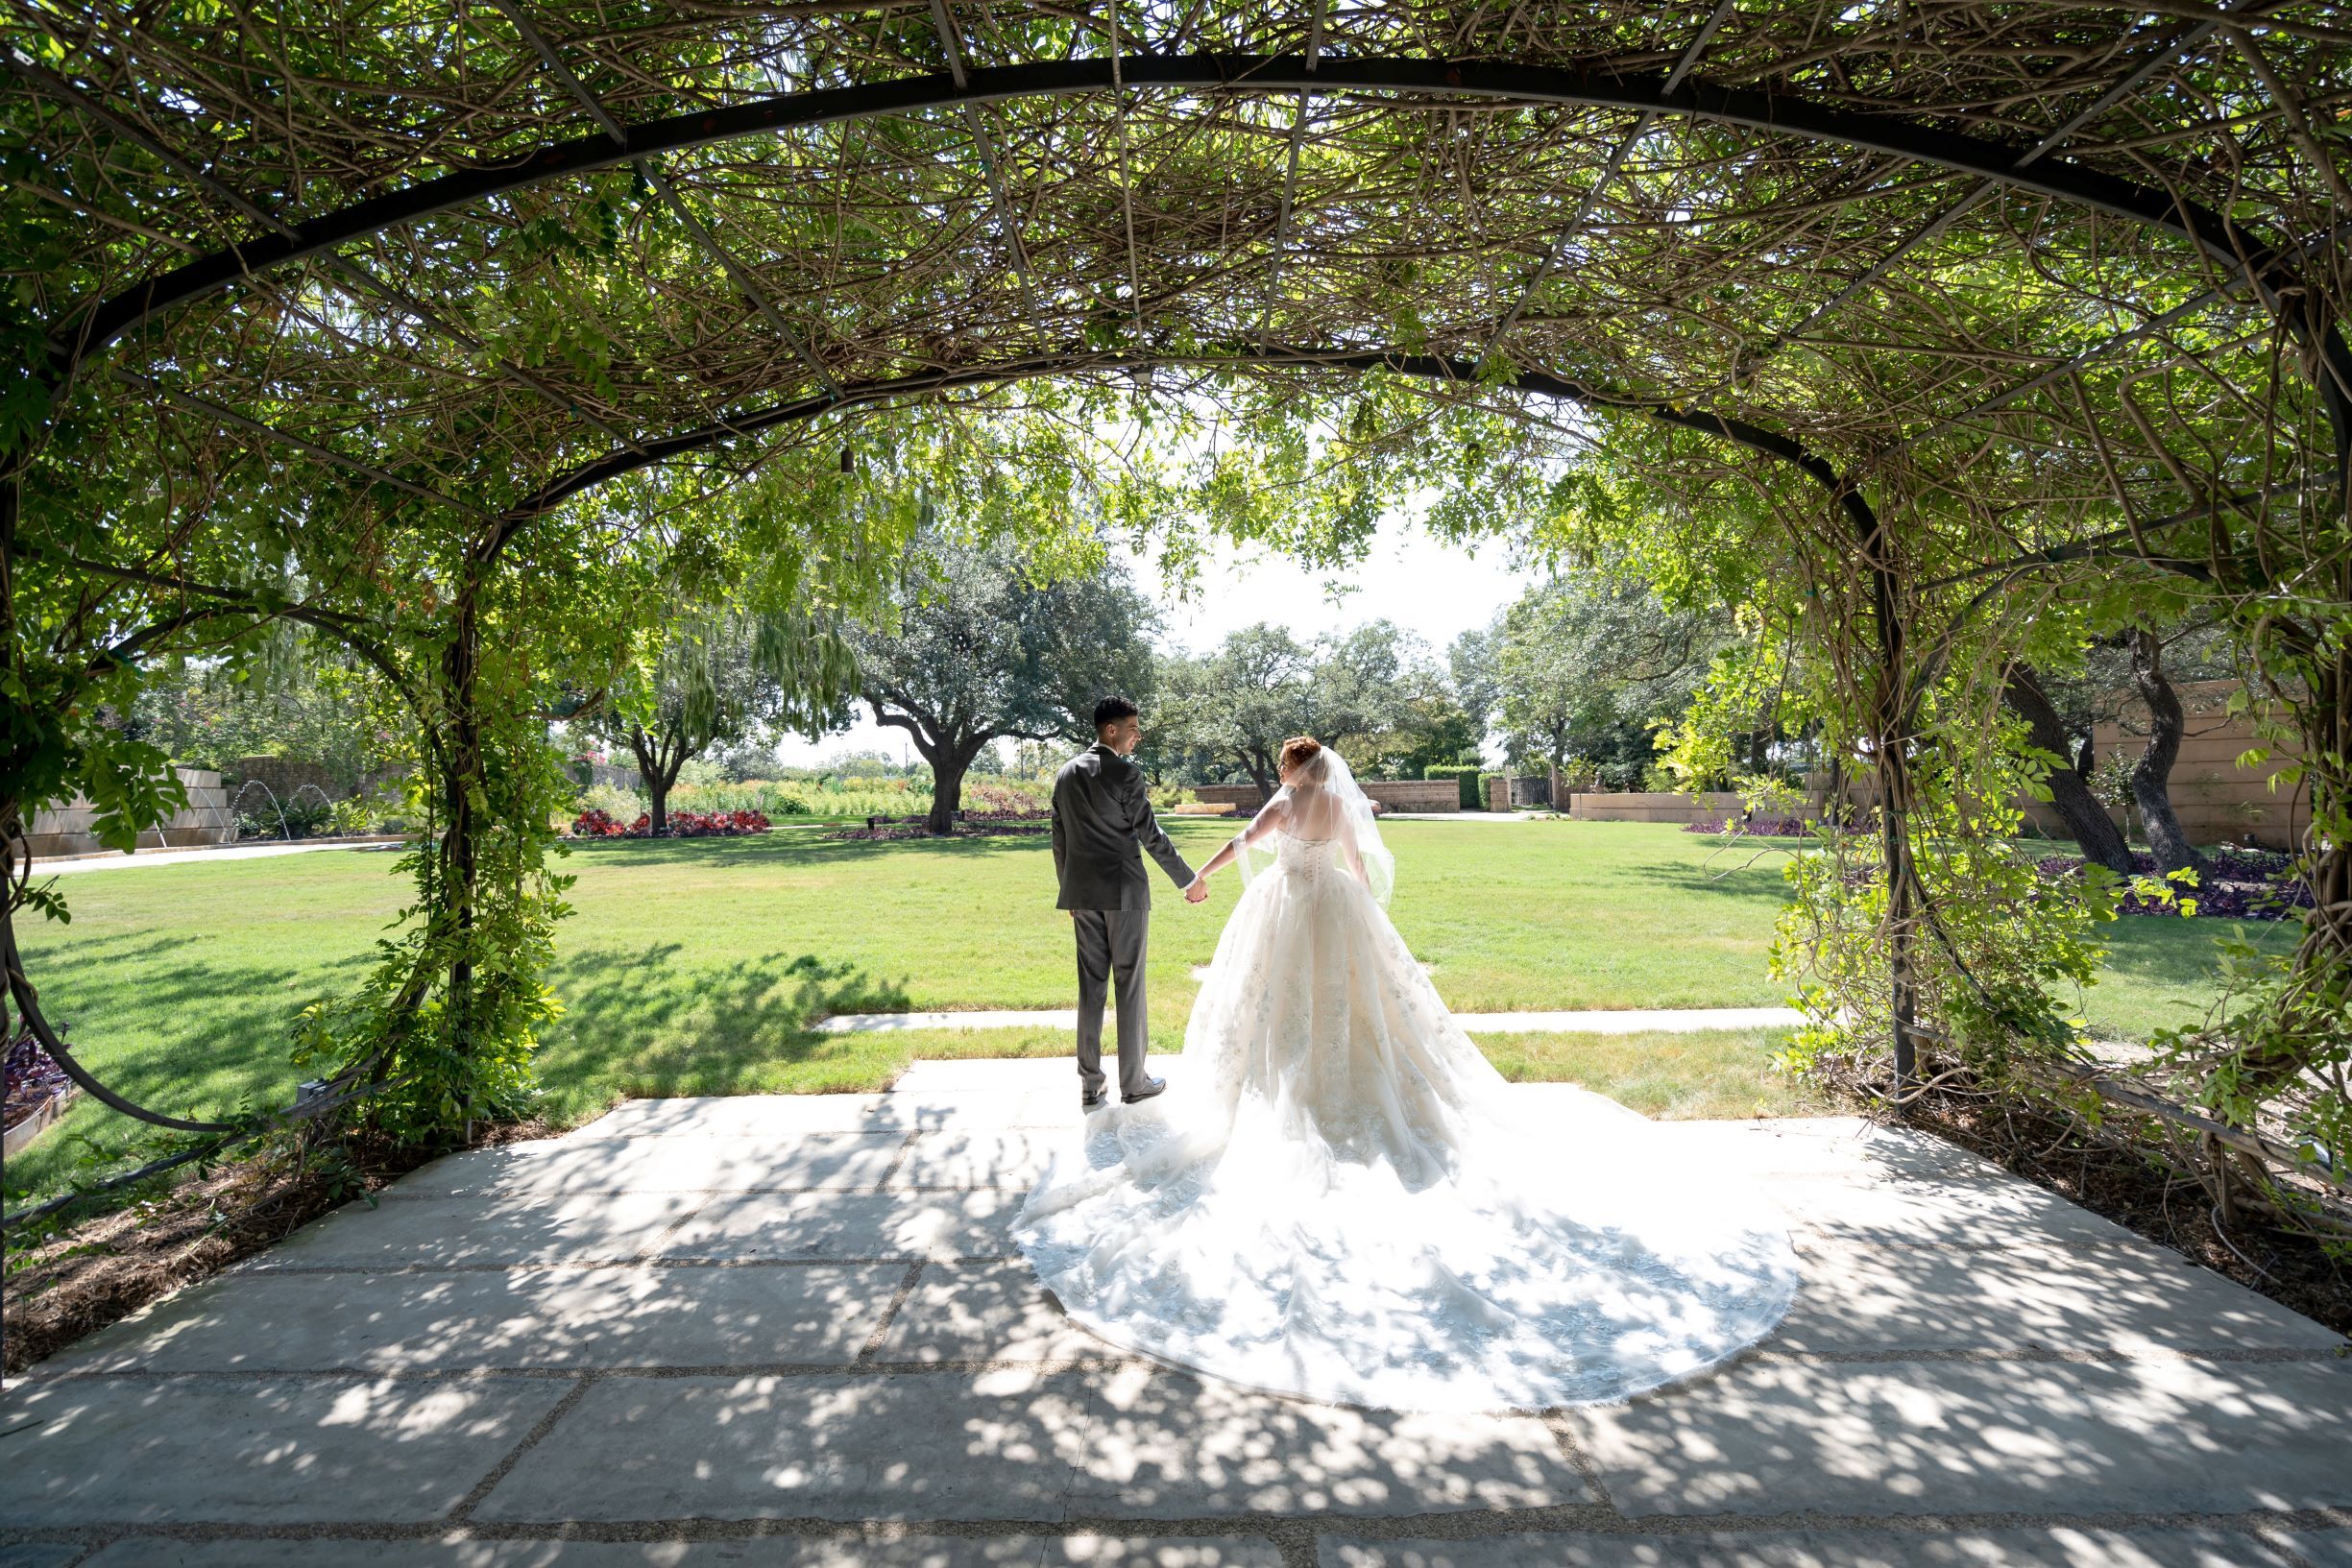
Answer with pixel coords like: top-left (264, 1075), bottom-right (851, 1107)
top-left (8, 819), bottom-right (2289, 1208)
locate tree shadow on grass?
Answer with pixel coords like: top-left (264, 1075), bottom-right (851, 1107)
top-left (535, 944), bottom-right (911, 1110)
top-left (7, 931), bottom-right (383, 1203)
top-left (28, 929), bottom-right (378, 1107)
top-left (2094, 917), bottom-right (2291, 985)
top-left (1626, 840), bottom-right (1802, 906)
top-left (555, 832), bottom-right (1056, 874)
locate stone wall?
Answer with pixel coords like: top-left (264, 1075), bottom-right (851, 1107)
top-left (1188, 779), bottom-right (1463, 813)
top-left (1812, 682), bottom-right (2312, 851)
top-left (29, 766), bottom-right (236, 858)
top-left (1189, 784), bottom-right (1265, 811)
top-left (2086, 678), bottom-right (2310, 850)
top-left (1568, 790), bottom-right (1749, 825)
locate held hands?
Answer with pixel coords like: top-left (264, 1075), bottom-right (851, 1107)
top-left (1183, 874), bottom-right (1210, 904)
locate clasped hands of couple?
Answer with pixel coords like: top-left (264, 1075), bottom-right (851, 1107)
top-left (1071, 871), bottom-right (1210, 914)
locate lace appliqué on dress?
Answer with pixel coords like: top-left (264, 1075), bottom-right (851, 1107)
top-left (1014, 830), bottom-right (1800, 1413)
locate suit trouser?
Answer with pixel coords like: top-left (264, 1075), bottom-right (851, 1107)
top-left (1071, 907), bottom-right (1151, 1098)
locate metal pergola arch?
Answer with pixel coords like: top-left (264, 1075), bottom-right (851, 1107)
top-left (40, 53), bottom-right (2340, 384)
top-left (5, 0), bottom-right (2348, 1139)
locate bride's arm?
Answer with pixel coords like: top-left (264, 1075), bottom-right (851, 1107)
top-left (1338, 808), bottom-right (1368, 883)
top-left (1188, 794), bottom-right (1287, 888)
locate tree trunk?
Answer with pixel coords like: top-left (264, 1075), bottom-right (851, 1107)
top-left (2126, 629), bottom-right (2208, 882)
top-left (2285, 642), bottom-right (2349, 1047)
top-left (925, 738), bottom-right (979, 834)
top-left (1243, 752), bottom-right (1275, 804)
top-left (647, 775), bottom-right (669, 835)
top-left (442, 578), bottom-right (482, 1065)
top-left (2003, 667), bottom-right (2133, 875)
top-left (626, 726), bottom-right (675, 835)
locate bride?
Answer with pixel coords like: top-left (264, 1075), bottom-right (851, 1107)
top-left (1013, 735), bottom-right (1799, 1413)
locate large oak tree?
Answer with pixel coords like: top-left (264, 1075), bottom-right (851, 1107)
top-left (848, 538), bottom-right (1158, 833)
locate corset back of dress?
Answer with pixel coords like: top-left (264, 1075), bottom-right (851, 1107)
top-left (1274, 831), bottom-right (1338, 887)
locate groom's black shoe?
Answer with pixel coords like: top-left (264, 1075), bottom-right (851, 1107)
top-left (1081, 1089), bottom-right (1108, 1111)
top-left (1123, 1076), bottom-right (1167, 1105)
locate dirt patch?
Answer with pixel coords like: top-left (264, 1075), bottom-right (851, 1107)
top-left (1907, 1094), bottom-right (2352, 1339)
top-left (3, 1120), bottom-right (552, 1373)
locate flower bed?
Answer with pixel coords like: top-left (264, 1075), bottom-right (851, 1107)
top-left (5, 1028), bottom-right (77, 1157)
top-left (570, 807), bottom-right (771, 838)
top-left (834, 809), bottom-right (1053, 841)
top-left (2035, 846), bottom-right (2313, 920)
top-left (1686, 813), bottom-right (1812, 837)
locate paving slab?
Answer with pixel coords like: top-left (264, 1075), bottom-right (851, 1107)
top-left (0, 1544), bottom-right (88, 1568)
top-left (1318, 1529), bottom-right (2307, 1567)
top-left (241, 1191), bottom-right (703, 1269)
top-left (390, 1131), bottom-right (908, 1196)
top-left (1061, 1364), bottom-right (1590, 1518)
top-left (76, 1541), bottom-right (1028, 1568)
top-left (2275, 1532), bottom-right (2352, 1568)
top-left (1762, 1169), bottom-right (2149, 1246)
top-left (73, 1536), bottom-right (1285, 1567)
top-left (16, 1073), bottom-right (2349, 1544)
top-left (1772, 1237), bottom-right (2349, 1355)
top-left (857, 1089), bottom-right (1079, 1134)
top-left (39, 1263), bottom-right (903, 1375)
top-left (893, 1128), bottom-right (1067, 1190)
top-left (658, 1189), bottom-right (1025, 1260)
top-left (873, 1258), bottom-right (1129, 1363)
top-left (575, 1094), bottom-right (895, 1137)
top-left (1567, 1355), bottom-right (2352, 1517)
top-left (473, 1367), bottom-right (1092, 1523)
top-left (1637, 1118), bottom-right (2002, 1181)
top-left (894, 1058), bottom-right (1170, 1097)
top-left (1043, 1540), bottom-right (1285, 1567)
top-left (0, 1374), bottom-right (570, 1526)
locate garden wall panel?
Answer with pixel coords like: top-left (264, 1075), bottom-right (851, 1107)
top-left (28, 767), bottom-right (235, 859)
top-left (1186, 780), bottom-right (1461, 813)
top-left (1569, 792), bottom-right (1750, 825)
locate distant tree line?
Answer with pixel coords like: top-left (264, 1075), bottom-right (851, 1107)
top-left (136, 531), bottom-right (2227, 848)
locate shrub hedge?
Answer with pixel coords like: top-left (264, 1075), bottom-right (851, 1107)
top-left (1422, 764), bottom-right (1485, 810)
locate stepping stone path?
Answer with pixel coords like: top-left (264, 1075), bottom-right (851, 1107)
top-left (5, 1057), bottom-right (2346, 1567)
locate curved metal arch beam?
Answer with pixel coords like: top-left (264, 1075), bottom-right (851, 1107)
top-left (65, 53), bottom-right (2278, 372)
top-left (480, 344), bottom-right (1880, 561)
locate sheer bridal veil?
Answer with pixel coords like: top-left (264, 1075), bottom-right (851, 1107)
top-left (1233, 743), bottom-right (1398, 907)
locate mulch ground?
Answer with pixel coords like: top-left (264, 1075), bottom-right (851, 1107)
top-left (2, 1120), bottom-right (551, 1374)
top-left (11, 1090), bottom-right (2344, 1376)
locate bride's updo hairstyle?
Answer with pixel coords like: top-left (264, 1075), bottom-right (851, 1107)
top-left (1278, 736), bottom-right (1325, 784)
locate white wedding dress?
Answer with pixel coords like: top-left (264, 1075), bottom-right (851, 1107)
top-left (1014, 752), bottom-right (1799, 1413)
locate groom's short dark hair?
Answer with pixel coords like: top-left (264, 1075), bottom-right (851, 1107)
top-left (1093, 696), bottom-right (1139, 731)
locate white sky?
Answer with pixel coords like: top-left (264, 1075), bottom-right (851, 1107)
top-left (773, 507), bottom-right (1545, 768)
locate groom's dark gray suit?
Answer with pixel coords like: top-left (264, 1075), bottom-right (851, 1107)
top-left (1052, 741), bottom-right (1195, 1099)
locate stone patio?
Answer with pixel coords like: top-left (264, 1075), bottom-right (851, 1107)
top-left (4, 1058), bottom-right (2346, 1567)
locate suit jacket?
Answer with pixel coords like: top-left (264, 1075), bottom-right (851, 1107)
top-left (1052, 742), bottom-right (1196, 910)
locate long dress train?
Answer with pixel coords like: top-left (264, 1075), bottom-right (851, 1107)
top-left (1013, 830), bottom-right (1800, 1413)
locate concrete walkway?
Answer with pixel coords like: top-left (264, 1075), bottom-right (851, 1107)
top-left (34, 838), bottom-right (405, 876)
top-left (5, 1058), bottom-right (2346, 1567)
top-left (814, 1005), bottom-right (1806, 1034)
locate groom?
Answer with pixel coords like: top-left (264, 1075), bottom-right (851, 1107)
top-left (1052, 696), bottom-right (1205, 1110)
